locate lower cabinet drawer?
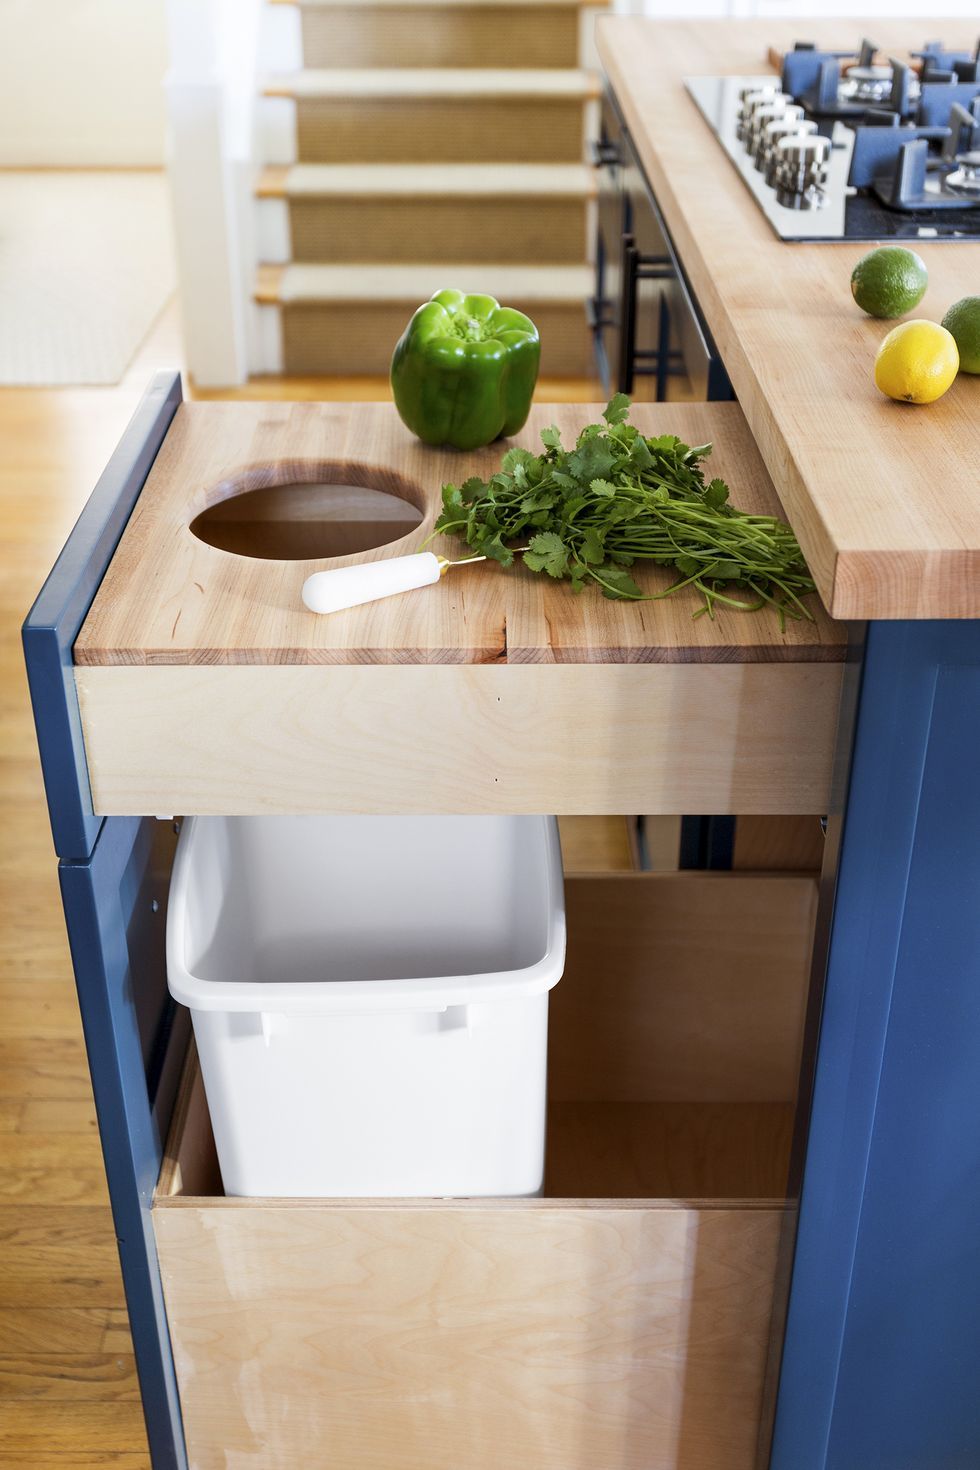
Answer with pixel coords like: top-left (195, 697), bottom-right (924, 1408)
top-left (154, 870), bottom-right (815, 1470)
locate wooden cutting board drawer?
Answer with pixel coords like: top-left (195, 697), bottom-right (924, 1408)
top-left (73, 399), bottom-right (846, 818)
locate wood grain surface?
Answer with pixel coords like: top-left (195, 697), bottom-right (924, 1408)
top-left (547, 1101), bottom-right (793, 1199)
top-left (75, 400), bottom-right (845, 666)
top-left (75, 661), bottom-right (843, 816)
top-left (596, 17), bottom-right (980, 620)
top-left (558, 814), bottom-right (636, 871)
top-left (153, 1198), bottom-right (781, 1470)
top-left (732, 814), bottom-right (824, 871)
top-left (154, 1049), bottom-right (788, 1470)
top-left (551, 872), bottom-right (815, 1104)
top-left (157, 1034), bottom-right (793, 1205)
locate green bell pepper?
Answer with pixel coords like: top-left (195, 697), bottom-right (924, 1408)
top-left (390, 289), bottom-right (540, 451)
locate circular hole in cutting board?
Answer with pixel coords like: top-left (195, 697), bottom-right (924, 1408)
top-left (189, 474), bottom-right (424, 562)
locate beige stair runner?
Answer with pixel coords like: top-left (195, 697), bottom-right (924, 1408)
top-left (289, 0), bottom-right (587, 69)
top-left (258, 163), bottom-right (595, 264)
top-left (257, 262), bottom-right (594, 374)
top-left (256, 0), bottom-right (602, 376)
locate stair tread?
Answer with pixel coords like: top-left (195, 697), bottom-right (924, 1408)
top-left (264, 67), bottom-right (600, 99)
top-left (256, 262), bottom-right (593, 305)
top-left (258, 162), bottom-right (596, 199)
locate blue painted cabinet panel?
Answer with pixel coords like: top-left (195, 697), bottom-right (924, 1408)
top-left (60, 818), bottom-right (187, 1470)
top-left (22, 374), bottom-right (188, 1470)
top-left (771, 623), bottom-right (980, 1470)
top-left (827, 661), bottom-right (980, 1468)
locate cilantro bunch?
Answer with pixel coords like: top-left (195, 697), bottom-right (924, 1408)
top-left (433, 395), bottom-right (816, 626)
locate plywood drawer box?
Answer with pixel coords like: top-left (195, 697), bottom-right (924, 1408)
top-left (73, 401), bottom-right (846, 819)
top-left (153, 871), bottom-right (815, 1470)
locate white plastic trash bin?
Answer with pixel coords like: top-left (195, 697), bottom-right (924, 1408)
top-left (166, 814), bottom-right (565, 1197)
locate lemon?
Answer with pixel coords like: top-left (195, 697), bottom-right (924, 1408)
top-left (873, 320), bottom-right (959, 404)
top-left (851, 246), bottom-right (928, 319)
top-left (941, 297), bottom-right (980, 374)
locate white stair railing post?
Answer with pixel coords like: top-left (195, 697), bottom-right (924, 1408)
top-left (164, 0), bottom-right (262, 387)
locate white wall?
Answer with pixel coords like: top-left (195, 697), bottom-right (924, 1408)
top-left (622, 0), bottom-right (978, 15)
top-left (0, 0), bottom-right (167, 166)
top-left (751, 0), bottom-right (976, 14)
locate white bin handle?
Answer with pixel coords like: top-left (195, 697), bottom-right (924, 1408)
top-left (259, 1004), bottom-right (478, 1046)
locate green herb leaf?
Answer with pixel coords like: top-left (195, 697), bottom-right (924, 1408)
top-left (707, 559), bottom-right (740, 581)
top-left (630, 436), bottom-right (653, 470)
top-left (523, 532), bottom-right (569, 578)
top-left (501, 446), bottom-right (537, 474)
top-left (579, 526), bottom-right (606, 565)
top-left (603, 393), bottom-right (631, 425)
top-left (482, 533), bottom-right (514, 567)
top-left (594, 565), bottom-right (643, 600)
top-left (649, 434), bottom-right (683, 454)
top-left (540, 425), bottom-right (562, 451)
top-left (567, 436), bottom-right (617, 486)
top-left (704, 478), bottom-right (729, 509)
top-left (520, 490), bottom-right (556, 513)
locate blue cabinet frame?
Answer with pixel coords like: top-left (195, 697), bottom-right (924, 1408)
top-left (23, 373), bottom-right (188, 1470)
top-left (770, 620), bottom-right (980, 1470)
top-left (22, 372), bottom-right (980, 1469)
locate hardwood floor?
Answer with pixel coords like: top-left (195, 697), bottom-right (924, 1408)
top-left (0, 330), bottom-right (169, 1469)
top-left (0, 301), bottom-right (600, 1466)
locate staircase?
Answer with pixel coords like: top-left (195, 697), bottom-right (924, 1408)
top-left (252, 0), bottom-right (602, 378)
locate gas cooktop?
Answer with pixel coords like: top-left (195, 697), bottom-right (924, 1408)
top-left (685, 37), bottom-right (980, 241)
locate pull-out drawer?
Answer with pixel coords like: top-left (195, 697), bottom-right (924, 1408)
top-left (154, 869), bottom-right (817, 1470)
top-left (73, 398), bottom-right (845, 818)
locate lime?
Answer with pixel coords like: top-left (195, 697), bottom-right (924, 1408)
top-left (874, 320), bottom-right (959, 405)
top-left (851, 247), bottom-right (928, 319)
top-left (941, 297), bottom-right (980, 374)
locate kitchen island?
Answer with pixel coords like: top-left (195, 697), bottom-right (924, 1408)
top-left (596, 16), bottom-right (980, 1470)
top-left (24, 380), bottom-right (846, 1470)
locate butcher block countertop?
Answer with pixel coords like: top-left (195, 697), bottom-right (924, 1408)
top-left (74, 400), bottom-right (844, 667)
top-left (596, 17), bottom-right (980, 621)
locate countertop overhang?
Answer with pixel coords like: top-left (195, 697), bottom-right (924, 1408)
top-left (596, 16), bottom-right (980, 621)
